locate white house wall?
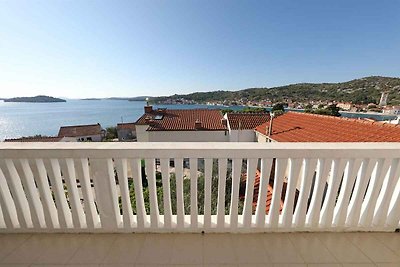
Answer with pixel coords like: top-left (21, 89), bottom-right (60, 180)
top-left (147, 130), bottom-right (229, 142)
top-left (229, 129), bottom-right (256, 142)
top-left (136, 125), bottom-right (150, 142)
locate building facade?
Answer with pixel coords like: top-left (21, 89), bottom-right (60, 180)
top-left (135, 106), bottom-right (229, 142)
top-left (58, 123), bottom-right (105, 142)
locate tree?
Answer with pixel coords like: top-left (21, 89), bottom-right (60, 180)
top-left (306, 104), bottom-right (341, 117)
top-left (271, 103), bottom-right (285, 113)
top-left (105, 126), bottom-right (118, 140)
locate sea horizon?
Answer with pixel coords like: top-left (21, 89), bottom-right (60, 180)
top-left (0, 99), bottom-right (397, 141)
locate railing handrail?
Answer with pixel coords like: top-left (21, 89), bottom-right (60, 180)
top-left (1, 142), bottom-right (400, 159)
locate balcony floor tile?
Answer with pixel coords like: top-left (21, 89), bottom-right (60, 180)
top-left (0, 232), bottom-right (399, 266)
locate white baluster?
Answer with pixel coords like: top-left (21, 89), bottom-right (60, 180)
top-left (130, 159), bottom-right (146, 229)
top-left (359, 159), bottom-right (391, 227)
top-left (268, 158), bottom-right (288, 228)
top-left (145, 158), bottom-right (159, 229)
top-left (0, 167), bottom-right (19, 228)
top-left (75, 158), bottom-right (100, 229)
top-left (346, 159), bottom-right (376, 227)
top-left (203, 158), bottom-right (213, 229)
top-left (306, 158), bottom-right (332, 228)
top-left (160, 158), bottom-right (172, 229)
top-left (217, 158), bottom-right (228, 229)
top-left (2, 159), bottom-right (32, 228)
top-left (60, 158), bottom-right (86, 228)
top-left (373, 159), bottom-right (400, 227)
top-left (293, 159), bottom-right (317, 228)
top-left (281, 158), bottom-right (302, 228)
top-left (333, 159), bottom-right (362, 227)
top-left (190, 158), bottom-right (198, 229)
top-left (230, 158), bottom-right (242, 229)
top-left (34, 159), bottom-right (59, 228)
top-left (46, 159), bottom-right (73, 228)
top-left (320, 159), bottom-right (347, 228)
top-left (175, 158), bottom-right (185, 229)
top-left (255, 158), bottom-right (273, 228)
top-left (386, 161), bottom-right (400, 228)
top-left (90, 159), bottom-right (121, 230)
top-left (0, 204), bottom-right (5, 228)
top-left (19, 159), bottom-right (46, 228)
top-left (115, 158), bottom-right (134, 229)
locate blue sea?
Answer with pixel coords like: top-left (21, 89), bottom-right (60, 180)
top-left (0, 99), bottom-right (397, 141)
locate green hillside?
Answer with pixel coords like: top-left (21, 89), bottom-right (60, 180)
top-left (153, 76), bottom-right (400, 105)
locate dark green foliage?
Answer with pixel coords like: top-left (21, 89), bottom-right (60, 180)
top-left (122, 163), bottom-right (245, 216)
top-left (105, 127), bottom-right (118, 140)
top-left (241, 107), bottom-right (267, 113)
top-left (221, 107), bottom-right (267, 114)
top-left (151, 76), bottom-right (400, 105)
top-left (305, 104), bottom-right (341, 117)
top-left (271, 103), bottom-right (286, 112)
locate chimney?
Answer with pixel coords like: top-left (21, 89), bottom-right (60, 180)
top-left (195, 119), bottom-right (202, 130)
top-left (144, 105), bottom-right (153, 113)
top-left (267, 112), bottom-right (275, 141)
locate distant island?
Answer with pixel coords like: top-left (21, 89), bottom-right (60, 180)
top-left (127, 96), bottom-right (152, 101)
top-left (4, 95), bottom-right (66, 103)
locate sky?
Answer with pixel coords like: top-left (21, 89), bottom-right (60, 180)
top-left (0, 0), bottom-right (399, 99)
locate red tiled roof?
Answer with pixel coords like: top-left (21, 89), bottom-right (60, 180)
top-left (117, 123), bottom-right (136, 130)
top-left (251, 170), bottom-right (283, 214)
top-left (4, 136), bottom-right (63, 142)
top-left (136, 109), bottom-right (227, 131)
top-left (58, 123), bottom-right (103, 137)
top-left (255, 112), bottom-right (400, 142)
top-left (226, 113), bottom-right (270, 130)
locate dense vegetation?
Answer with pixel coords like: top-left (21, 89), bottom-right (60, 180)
top-left (4, 95), bottom-right (66, 103)
top-left (305, 104), bottom-right (341, 117)
top-left (152, 76), bottom-right (400, 105)
top-left (119, 160), bottom-right (246, 215)
top-left (105, 126), bottom-right (118, 140)
top-left (221, 107), bottom-right (267, 114)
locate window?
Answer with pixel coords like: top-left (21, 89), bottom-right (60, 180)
top-left (154, 114), bottom-right (163, 120)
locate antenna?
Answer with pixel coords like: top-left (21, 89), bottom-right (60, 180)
top-left (121, 116), bottom-right (123, 123)
top-left (146, 97), bottom-right (149, 106)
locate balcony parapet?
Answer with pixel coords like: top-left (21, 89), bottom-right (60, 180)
top-left (0, 142), bottom-right (399, 233)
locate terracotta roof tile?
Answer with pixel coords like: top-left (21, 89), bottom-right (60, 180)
top-left (226, 113), bottom-right (270, 130)
top-left (252, 170), bottom-right (284, 214)
top-left (255, 112), bottom-right (400, 142)
top-left (58, 123), bottom-right (103, 137)
top-left (136, 109), bottom-right (227, 131)
top-left (4, 136), bottom-right (63, 142)
top-left (117, 123), bottom-right (136, 130)
top-left (242, 170), bottom-right (283, 214)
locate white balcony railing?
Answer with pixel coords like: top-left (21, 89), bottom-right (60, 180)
top-left (0, 142), bottom-right (400, 233)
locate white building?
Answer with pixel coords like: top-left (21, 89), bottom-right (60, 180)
top-left (383, 106), bottom-right (400, 115)
top-left (135, 106), bottom-right (228, 142)
top-left (336, 102), bottom-right (352, 111)
top-left (224, 113), bottom-right (270, 142)
top-left (58, 123), bottom-right (105, 142)
top-left (117, 123), bottom-right (136, 141)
